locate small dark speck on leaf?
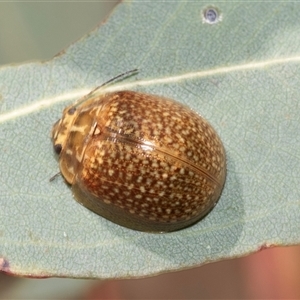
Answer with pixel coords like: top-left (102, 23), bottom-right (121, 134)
top-left (203, 7), bottom-right (222, 24)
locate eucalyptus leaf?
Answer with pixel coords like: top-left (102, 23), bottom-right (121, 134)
top-left (0, 1), bottom-right (300, 279)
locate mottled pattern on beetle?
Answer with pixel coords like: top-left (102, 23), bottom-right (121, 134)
top-left (71, 91), bottom-right (225, 223)
top-left (101, 92), bottom-right (225, 182)
top-left (53, 90), bottom-right (226, 230)
top-left (79, 140), bottom-right (219, 223)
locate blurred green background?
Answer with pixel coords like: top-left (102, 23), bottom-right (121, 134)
top-left (1, 2), bottom-right (300, 299)
top-left (0, 2), bottom-right (118, 65)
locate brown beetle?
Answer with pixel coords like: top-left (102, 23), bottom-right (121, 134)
top-left (52, 88), bottom-right (226, 232)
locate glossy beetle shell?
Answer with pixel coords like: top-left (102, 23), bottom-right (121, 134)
top-left (52, 90), bottom-right (226, 232)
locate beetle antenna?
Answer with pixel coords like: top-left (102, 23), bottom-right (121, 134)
top-left (49, 171), bottom-right (61, 182)
top-left (74, 68), bottom-right (138, 108)
top-left (90, 68), bottom-right (139, 94)
top-left (100, 68), bottom-right (138, 88)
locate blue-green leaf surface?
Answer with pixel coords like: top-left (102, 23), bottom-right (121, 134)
top-left (0, 1), bottom-right (300, 278)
